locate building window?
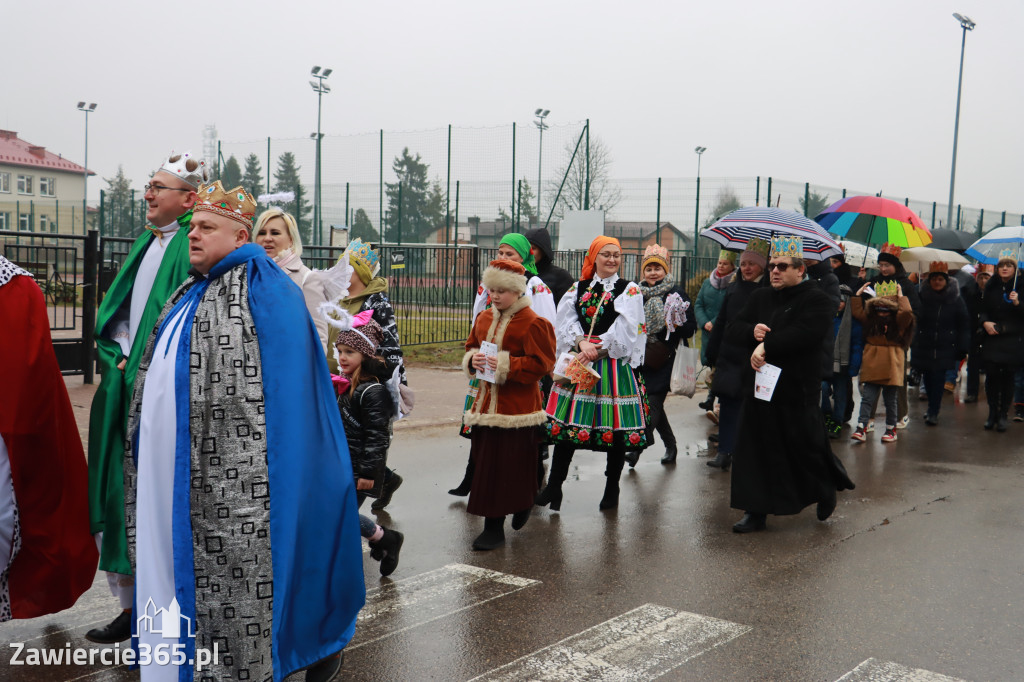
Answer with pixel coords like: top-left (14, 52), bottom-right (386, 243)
top-left (17, 175), bottom-right (33, 195)
top-left (39, 176), bottom-right (56, 197)
top-left (0, 213), bottom-right (9, 229)
top-left (18, 213), bottom-right (32, 231)
top-left (40, 215), bottom-right (50, 232)
top-left (0, 172), bottom-right (9, 193)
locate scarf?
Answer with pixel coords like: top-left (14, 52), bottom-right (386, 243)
top-left (640, 275), bottom-right (675, 337)
top-left (274, 248), bottom-right (300, 270)
top-left (581, 236), bottom-right (620, 280)
top-left (498, 233), bottom-right (538, 276)
top-left (708, 267), bottom-right (731, 290)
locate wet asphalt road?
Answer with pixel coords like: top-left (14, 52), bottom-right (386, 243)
top-left (2, 387), bottom-right (1023, 681)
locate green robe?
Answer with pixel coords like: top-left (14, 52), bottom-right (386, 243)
top-left (87, 212), bottom-right (193, 575)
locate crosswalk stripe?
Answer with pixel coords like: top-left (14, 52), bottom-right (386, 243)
top-left (836, 658), bottom-right (967, 682)
top-left (349, 563), bottom-right (541, 651)
top-left (469, 603), bottom-right (750, 681)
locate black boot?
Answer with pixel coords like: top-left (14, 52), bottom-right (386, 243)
top-left (448, 456), bottom-right (474, 496)
top-left (85, 610), bottom-right (133, 644)
top-left (536, 447), bottom-right (571, 511)
top-left (372, 470), bottom-right (403, 510)
top-left (660, 444), bottom-right (678, 464)
top-left (996, 413), bottom-right (1009, 432)
top-left (624, 450), bottom-right (641, 468)
top-left (732, 512), bottom-right (767, 533)
top-left (306, 651), bottom-right (344, 682)
top-left (369, 528), bottom-right (404, 577)
top-left (511, 506), bottom-right (532, 530)
top-left (472, 516), bottom-right (506, 550)
top-left (706, 451), bottom-right (731, 471)
top-left (599, 450), bottom-right (625, 511)
top-left (984, 406), bottom-right (997, 430)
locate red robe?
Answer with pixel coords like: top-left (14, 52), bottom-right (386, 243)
top-left (0, 273), bottom-right (98, 619)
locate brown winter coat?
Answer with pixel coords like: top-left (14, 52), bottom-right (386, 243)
top-left (462, 295), bottom-right (556, 428)
top-left (851, 295), bottom-right (915, 386)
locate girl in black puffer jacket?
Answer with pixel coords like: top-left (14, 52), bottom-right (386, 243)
top-left (911, 266), bottom-right (969, 425)
top-left (334, 311), bottom-right (404, 576)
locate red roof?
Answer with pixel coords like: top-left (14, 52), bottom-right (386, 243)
top-left (0, 130), bottom-right (93, 175)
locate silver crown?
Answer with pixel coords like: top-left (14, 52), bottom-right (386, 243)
top-left (157, 150), bottom-right (209, 189)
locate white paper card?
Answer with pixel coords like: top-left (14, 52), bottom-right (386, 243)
top-left (754, 363), bottom-right (782, 401)
top-left (477, 341), bottom-right (498, 383)
top-left (553, 351), bottom-right (576, 377)
top-left (862, 285), bottom-right (876, 298)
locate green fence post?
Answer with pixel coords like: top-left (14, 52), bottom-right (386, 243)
top-left (83, 229), bottom-right (99, 384)
top-left (584, 120), bottom-right (590, 210)
top-left (766, 177), bottom-right (772, 207)
top-left (956, 204), bottom-right (962, 230)
top-left (656, 177), bottom-right (662, 243)
top-left (345, 182), bottom-right (350, 232)
top-left (803, 183), bottom-right (810, 216)
top-left (99, 189), bottom-right (105, 238)
top-left (516, 179), bottom-right (522, 233)
top-left (511, 122), bottom-right (516, 224)
top-left (397, 183), bottom-right (402, 246)
top-left (693, 176), bottom-right (700, 254)
top-left (904, 197), bottom-right (909, 207)
top-left (931, 202), bottom-right (936, 229)
top-left (755, 176), bottom-right (760, 206)
top-left (1001, 210), bottom-right (1006, 226)
top-left (455, 181), bottom-right (460, 240)
top-left (379, 129), bottom-right (384, 236)
top-left (446, 124), bottom-right (452, 247)
top-left (55, 198), bottom-right (59, 233)
top-left (977, 208), bottom-right (984, 236)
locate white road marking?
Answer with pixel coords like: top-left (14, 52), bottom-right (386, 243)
top-left (349, 563), bottom-right (541, 651)
top-left (836, 658), bottom-right (967, 682)
top-left (470, 603), bottom-right (750, 681)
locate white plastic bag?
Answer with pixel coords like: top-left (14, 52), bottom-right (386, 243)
top-left (670, 343), bottom-right (699, 397)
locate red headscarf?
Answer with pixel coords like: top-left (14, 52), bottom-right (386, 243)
top-left (581, 236), bottom-right (621, 281)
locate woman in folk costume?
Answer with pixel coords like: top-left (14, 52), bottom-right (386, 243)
top-left (449, 232), bottom-right (557, 495)
top-left (537, 236), bottom-right (649, 512)
top-left (626, 244), bottom-right (696, 467)
top-left (252, 207), bottom-right (331, 353)
top-left (462, 260), bottom-right (556, 550)
top-left (0, 256), bottom-right (98, 622)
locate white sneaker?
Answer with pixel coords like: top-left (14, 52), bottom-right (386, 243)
top-left (865, 421), bottom-right (875, 433)
top-left (896, 415), bottom-right (910, 430)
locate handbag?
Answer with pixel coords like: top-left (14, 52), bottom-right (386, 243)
top-left (643, 338), bottom-right (672, 370)
top-left (670, 343), bottom-right (699, 397)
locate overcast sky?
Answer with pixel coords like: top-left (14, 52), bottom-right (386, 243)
top-left (4, 0), bottom-right (1020, 216)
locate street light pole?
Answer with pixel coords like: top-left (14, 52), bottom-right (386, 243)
top-left (534, 108), bottom-right (549, 224)
top-left (77, 102), bottom-right (97, 235)
top-left (947, 13), bottom-right (975, 230)
top-left (694, 146), bottom-right (707, 256)
top-left (309, 66), bottom-right (332, 244)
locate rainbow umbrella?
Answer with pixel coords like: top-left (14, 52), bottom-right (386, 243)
top-left (814, 196), bottom-right (933, 249)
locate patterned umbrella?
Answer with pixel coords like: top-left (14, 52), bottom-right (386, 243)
top-left (702, 207), bottom-right (843, 260)
top-left (839, 241), bottom-right (879, 269)
top-left (815, 196), bottom-right (933, 248)
top-left (965, 225), bottom-right (1024, 266)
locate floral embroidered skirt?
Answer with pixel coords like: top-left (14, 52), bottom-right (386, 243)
top-left (544, 357), bottom-right (649, 451)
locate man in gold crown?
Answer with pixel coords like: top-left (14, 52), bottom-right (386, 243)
top-left (123, 181), bottom-right (365, 682)
top-left (724, 235), bottom-right (854, 533)
top-left (86, 151), bottom-right (208, 644)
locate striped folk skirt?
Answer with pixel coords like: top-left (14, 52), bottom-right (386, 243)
top-left (459, 377), bottom-right (481, 439)
top-left (544, 357), bottom-right (649, 452)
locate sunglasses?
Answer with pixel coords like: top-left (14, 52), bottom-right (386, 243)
top-left (768, 262), bottom-right (794, 272)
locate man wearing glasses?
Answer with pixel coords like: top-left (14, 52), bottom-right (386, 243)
top-left (85, 151), bottom-right (208, 644)
top-left (724, 236), bottom-right (855, 534)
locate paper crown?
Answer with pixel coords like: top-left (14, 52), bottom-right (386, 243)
top-left (875, 280), bottom-right (898, 297)
top-left (769, 235), bottom-right (802, 259)
top-left (194, 181), bottom-right (258, 227)
top-left (976, 264), bottom-right (995, 275)
top-left (642, 243), bottom-right (670, 271)
top-left (744, 237), bottom-right (771, 259)
top-left (880, 243), bottom-right (903, 257)
top-left (927, 261), bottom-right (949, 275)
top-left (719, 250), bottom-right (737, 264)
top-left (482, 259), bottom-right (528, 294)
top-left (998, 247), bottom-right (1019, 261)
top-left (345, 238), bottom-right (381, 276)
top-left (158, 151), bottom-right (209, 189)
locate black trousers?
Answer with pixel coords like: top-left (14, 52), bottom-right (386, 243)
top-left (644, 390), bottom-right (676, 449)
top-left (985, 364), bottom-right (1016, 415)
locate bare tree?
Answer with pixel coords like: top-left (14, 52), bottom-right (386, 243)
top-left (545, 135), bottom-right (621, 220)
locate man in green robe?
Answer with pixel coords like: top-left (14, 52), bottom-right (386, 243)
top-left (85, 151), bottom-right (208, 644)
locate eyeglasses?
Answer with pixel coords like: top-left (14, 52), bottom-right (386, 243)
top-left (597, 252), bottom-right (621, 259)
top-left (145, 183), bottom-right (191, 194)
top-left (768, 262), bottom-right (793, 272)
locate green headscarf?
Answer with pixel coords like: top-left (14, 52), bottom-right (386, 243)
top-left (498, 233), bottom-right (538, 276)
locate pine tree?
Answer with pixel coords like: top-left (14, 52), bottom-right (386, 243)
top-left (221, 156), bottom-right (242, 189)
top-left (273, 152), bottom-right (312, 244)
top-left (103, 165), bottom-right (135, 237)
top-left (350, 208), bottom-right (378, 242)
top-left (384, 148), bottom-right (445, 242)
top-left (241, 154), bottom-right (264, 201)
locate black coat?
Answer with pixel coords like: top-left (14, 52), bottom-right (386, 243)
top-left (525, 227), bottom-right (574, 304)
top-left (638, 281), bottom-right (696, 395)
top-left (911, 281), bottom-right (970, 372)
top-left (336, 359), bottom-right (393, 497)
top-left (807, 261), bottom-right (841, 379)
top-left (979, 275), bottom-right (1024, 367)
top-left (725, 280), bottom-right (855, 515)
top-left (707, 275), bottom-right (765, 399)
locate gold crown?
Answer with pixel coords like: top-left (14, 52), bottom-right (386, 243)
top-left (875, 280), bottom-right (898, 297)
top-left (880, 243), bottom-right (903, 257)
top-left (195, 181), bottom-right (258, 227)
top-left (770, 235), bottom-right (802, 259)
top-left (928, 261), bottom-right (948, 274)
top-left (745, 237), bottom-right (771, 259)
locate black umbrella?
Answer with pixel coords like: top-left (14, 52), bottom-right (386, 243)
top-left (927, 228), bottom-right (976, 253)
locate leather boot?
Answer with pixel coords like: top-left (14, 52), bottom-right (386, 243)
top-left (660, 444), bottom-right (678, 464)
top-left (706, 451), bottom-right (732, 471)
top-left (599, 449), bottom-right (625, 510)
top-left (448, 456), bottom-right (474, 496)
top-left (536, 446), bottom-right (572, 511)
top-left (996, 413), bottom-right (1009, 432)
top-left (85, 610), bottom-right (132, 644)
top-left (984, 406), bottom-right (997, 430)
top-left (472, 516), bottom-right (506, 550)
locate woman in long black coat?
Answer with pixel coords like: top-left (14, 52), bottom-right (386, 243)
top-left (628, 245), bottom-right (696, 466)
top-left (911, 267), bottom-right (970, 426)
top-left (979, 257), bottom-right (1024, 431)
